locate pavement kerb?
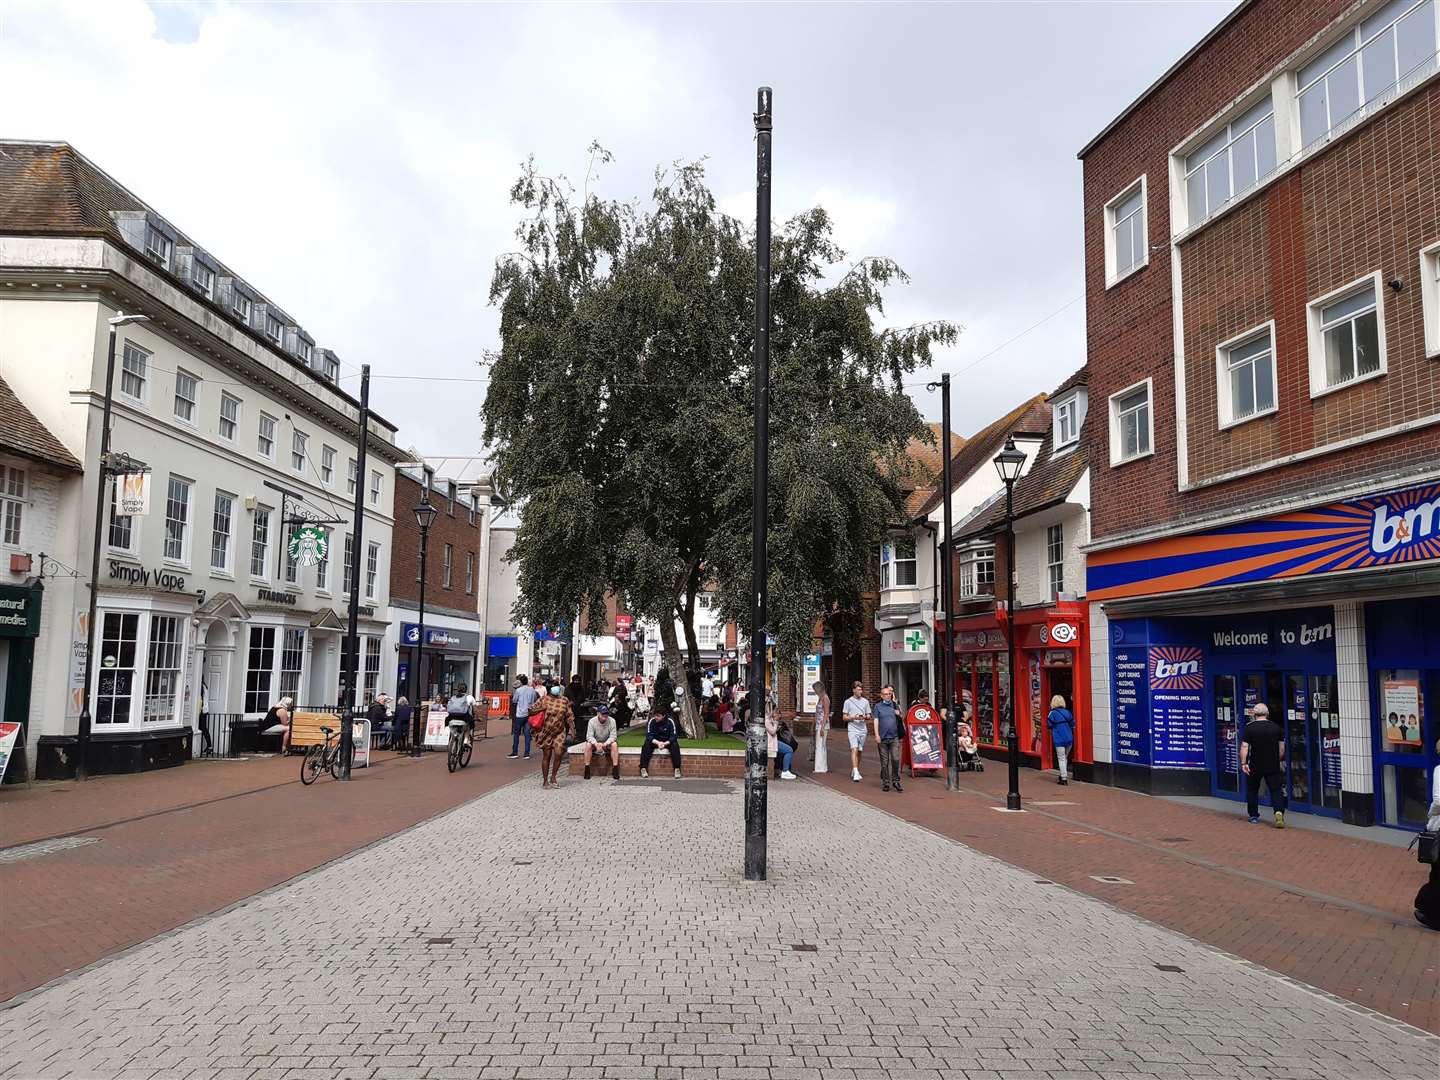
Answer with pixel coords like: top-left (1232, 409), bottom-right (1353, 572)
top-left (0, 770), bottom-right (534, 1013)
top-left (803, 774), bottom-right (1440, 1047)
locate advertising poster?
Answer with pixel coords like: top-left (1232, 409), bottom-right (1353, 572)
top-left (423, 702), bottom-right (450, 748)
top-left (907, 717), bottom-right (943, 772)
top-left (1028, 654), bottom-right (1042, 752)
top-left (1111, 648), bottom-right (1150, 765)
top-left (802, 654), bottom-right (821, 713)
top-left (1381, 672), bottom-right (1422, 746)
top-left (1148, 646), bottom-right (1205, 769)
top-left (352, 719), bottom-right (372, 768)
top-left (0, 722), bottom-right (21, 784)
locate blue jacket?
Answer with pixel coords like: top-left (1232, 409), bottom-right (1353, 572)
top-left (646, 716), bottom-right (678, 743)
top-left (1047, 707), bottom-right (1075, 747)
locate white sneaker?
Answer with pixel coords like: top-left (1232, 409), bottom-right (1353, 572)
top-left (640, 768), bottom-right (649, 778)
top-left (780, 771), bottom-right (797, 780)
top-left (673, 768), bottom-right (681, 778)
top-left (851, 768), bottom-right (861, 782)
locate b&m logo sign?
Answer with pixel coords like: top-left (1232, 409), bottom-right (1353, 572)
top-left (1149, 646), bottom-right (1203, 691)
top-left (1089, 482), bottom-right (1440, 601)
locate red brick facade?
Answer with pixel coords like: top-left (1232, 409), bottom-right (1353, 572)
top-left (1081, 0), bottom-right (1440, 543)
top-left (389, 472), bottom-right (482, 616)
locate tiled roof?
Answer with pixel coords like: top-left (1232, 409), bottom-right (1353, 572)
top-left (1049, 365), bottom-right (1089, 400)
top-left (0, 376), bottom-right (83, 472)
top-left (913, 393), bottom-right (1051, 518)
top-left (0, 142), bottom-right (139, 239)
top-left (900, 423), bottom-right (966, 516)
top-left (955, 426), bottom-right (1088, 541)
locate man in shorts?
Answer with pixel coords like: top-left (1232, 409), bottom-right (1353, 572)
top-left (843, 681), bottom-right (872, 783)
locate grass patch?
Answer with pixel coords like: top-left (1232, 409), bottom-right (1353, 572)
top-left (615, 725), bottom-right (743, 751)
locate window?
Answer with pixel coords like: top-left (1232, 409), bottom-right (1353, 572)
top-left (447, 481), bottom-right (456, 514)
top-left (1421, 243), bottom-right (1440, 357)
top-left (245, 626), bottom-right (276, 714)
top-left (143, 223), bottom-right (172, 269)
top-left (1184, 98), bottom-right (1277, 227)
top-left (1053, 391), bottom-right (1086, 450)
top-left (959, 545), bottom-right (996, 599)
top-left (442, 543), bottom-right (453, 588)
top-left (231, 290), bottom-right (252, 323)
top-left (297, 339), bottom-right (312, 364)
top-left (347, 458), bottom-right (357, 496)
top-left (171, 368), bottom-right (199, 424)
top-left (1109, 380), bottom-right (1153, 465)
top-left (321, 445), bottom-right (336, 484)
top-left (322, 353), bottom-right (340, 382)
top-left (143, 615), bottom-right (183, 724)
top-left (291, 429), bottom-right (308, 473)
top-left (1046, 523), bottom-right (1065, 601)
top-left (278, 629), bottom-right (305, 700)
top-left (95, 612), bottom-right (140, 725)
top-left (265, 312), bottom-right (284, 346)
top-left (366, 541), bottom-right (380, 600)
top-left (218, 392), bottom-right (240, 441)
top-left (210, 491), bottom-right (234, 573)
top-left (468, 496), bottom-right (477, 526)
top-left (1105, 178), bottom-right (1147, 286)
top-left (315, 530), bottom-right (330, 592)
top-left (879, 536), bottom-right (918, 589)
top-left (120, 341), bottom-right (149, 400)
top-left (698, 623), bottom-right (719, 650)
top-left (363, 636), bottom-right (381, 702)
top-left (342, 534), bottom-right (354, 595)
top-left (258, 413), bottom-right (276, 459)
top-left (465, 551), bottom-right (475, 594)
top-left (698, 593), bottom-right (714, 611)
top-left (192, 261), bottom-right (214, 299)
top-left (1, 466), bottom-right (25, 546)
top-left (250, 505), bottom-right (271, 578)
top-left (284, 527), bottom-right (299, 585)
top-left (163, 476), bottom-right (191, 563)
top-left (107, 485), bottom-right (135, 552)
top-left (1307, 276), bottom-right (1386, 395)
top-left (371, 470), bottom-right (383, 506)
top-left (1298, 0), bottom-right (1437, 147)
top-left (1217, 323), bottom-right (1277, 426)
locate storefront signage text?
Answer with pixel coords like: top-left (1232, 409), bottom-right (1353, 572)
top-left (108, 560), bottom-right (187, 592)
top-left (256, 588), bottom-right (298, 606)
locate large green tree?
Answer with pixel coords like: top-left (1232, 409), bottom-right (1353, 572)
top-left (483, 147), bottom-right (956, 736)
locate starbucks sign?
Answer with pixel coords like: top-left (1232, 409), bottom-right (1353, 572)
top-left (287, 525), bottom-right (329, 566)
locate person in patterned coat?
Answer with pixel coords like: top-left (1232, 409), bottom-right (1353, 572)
top-left (533, 683), bottom-right (575, 789)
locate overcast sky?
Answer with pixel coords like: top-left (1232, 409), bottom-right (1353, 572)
top-left (2, 0), bottom-right (1235, 455)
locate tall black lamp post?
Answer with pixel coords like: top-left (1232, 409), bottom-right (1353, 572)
top-left (926, 373), bottom-right (958, 790)
top-left (410, 495), bottom-right (438, 756)
top-left (992, 436), bottom-right (1027, 811)
top-left (77, 311), bottom-right (149, 781)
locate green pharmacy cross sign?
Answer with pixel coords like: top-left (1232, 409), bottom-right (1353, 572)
top-left (905, 630), bottom-right (926, 652)
top-left (287, 524), bottom-right (329, 567)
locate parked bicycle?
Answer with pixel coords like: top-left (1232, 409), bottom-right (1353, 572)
top-left (300, 725), bottom-right (346, 785)
top-left (447, 716), bottom-right (473, 773)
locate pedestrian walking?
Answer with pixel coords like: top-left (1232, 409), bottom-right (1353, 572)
top-left (534, 683), bottom-right (575, 789)
top-left (875, 685), bottom-right (903, 792)
top-left (1413, 738), bottom-right (1440, 930)
top-left (812, 681), bottom-right (830, 774)
top-left (843, 681), bottom-right (871, 783)
top-left (1241, 702), bottom-right (1286, 827)
top-left (509, 675), bottom-right (538, 759)
top-left (1047, 694), bottom-right (1075, 785)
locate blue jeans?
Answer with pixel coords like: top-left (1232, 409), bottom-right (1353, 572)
top-left (776, 740), bottom-right (794, 772)
top-left (511, 716), bottom-right (532, 756)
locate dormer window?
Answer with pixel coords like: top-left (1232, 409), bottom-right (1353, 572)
top-left (296, 339), bottom-right (313, 364)
top-left (265, 312), bottom-right (284, 346)
top-left (231, 290), bottom-right (252, 323)
top-left (191, 261), bottom-right (214, 299)
top-left (143, 223), bottom-right (173, 269)
top-left (1053, 389), bottom-right (1087, 451)
top-left (322, 353), bottom-right (340, 382)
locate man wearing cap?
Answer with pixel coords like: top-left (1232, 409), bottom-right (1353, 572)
top-left (584, 705), bottom-right (621, 780)
top-left (1241, 701), bottom-right (1286, 828)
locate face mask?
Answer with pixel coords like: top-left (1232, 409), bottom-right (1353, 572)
top-left (549, 685), bottom-right (562, 696)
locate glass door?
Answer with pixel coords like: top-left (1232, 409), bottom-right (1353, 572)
top-left (1310, 675), bottom-right (1342, 813)
top-left (1213, 673), bottom-right (1239, 793)
top-left (1283, 673), bottom-right (1313, 811)
top-left (1375, 668), bottom-right (1436, 828)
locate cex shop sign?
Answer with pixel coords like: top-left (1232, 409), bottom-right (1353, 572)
top-left (1045, 614), bottom-right (1080, 648)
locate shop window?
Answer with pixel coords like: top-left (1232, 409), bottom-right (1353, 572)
top-left (364, 636), bottom-right (381, 702)
top-left (95, 612), bottom-right (140, 725)
top-left (245, 626), bottom-right (277, 714)
top-left (279, 629), bottom-right (305, 701)
top-left (143, 615), bottom-right (183, 724)
top-left (1, 466), bottom-right (26, 547)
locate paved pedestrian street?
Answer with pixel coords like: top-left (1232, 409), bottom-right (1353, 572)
top-left (3, 778), bottom-right (1436, 1080)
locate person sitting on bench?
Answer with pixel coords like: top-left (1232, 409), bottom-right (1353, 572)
top-left (640, 703), bottom-right (683, 778)
top-left (584, 706), bottom-right (621, 779)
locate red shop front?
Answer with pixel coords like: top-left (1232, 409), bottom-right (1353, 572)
top-left (944, 601), bottom-right (1091, 774)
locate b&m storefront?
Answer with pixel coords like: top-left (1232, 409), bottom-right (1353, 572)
top-left (1089, 481), bottom-right (1440, 831)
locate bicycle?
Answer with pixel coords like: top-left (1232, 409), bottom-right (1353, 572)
top-left (300, 725), bottom-right (344, 785)
top-left (447, 716), bottom-right (473, 773)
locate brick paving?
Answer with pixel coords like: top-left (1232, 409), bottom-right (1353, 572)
top-left (0, 735), bottom-right (538, 1004)
top-left (2, 774), bottom-right (1437, 1079)
top-left (808, 730), bottom-right (1440, 1033)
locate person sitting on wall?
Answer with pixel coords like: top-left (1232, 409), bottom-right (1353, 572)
top-left (584, 706), bottom-right (621, 780)
top-left (261, 696), bottom-right (294, 755)
top-left (640, 703), bottom-right (684, 779)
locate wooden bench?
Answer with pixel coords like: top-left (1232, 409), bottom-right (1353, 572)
top-left (287, 710), bottom-right (342, 751)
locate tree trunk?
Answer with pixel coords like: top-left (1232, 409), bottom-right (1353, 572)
top-left (682, 567), bottom-right (702, 673)
top-left (659, 615), bottom-right (703, 739)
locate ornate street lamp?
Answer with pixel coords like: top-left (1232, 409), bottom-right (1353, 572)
top-left (992, 436), bottom-right (1027, 811)
top-left (410, 496), bottom-right (439, 755)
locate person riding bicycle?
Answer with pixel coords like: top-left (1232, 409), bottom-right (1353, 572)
top-left (447, 683), bottom-right (477, 746)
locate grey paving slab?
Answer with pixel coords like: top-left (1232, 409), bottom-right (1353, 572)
top-left (2, 778), bottom-right (1437, 1079)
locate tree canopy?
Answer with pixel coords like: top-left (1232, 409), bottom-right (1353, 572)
top-left (483, 146), bottom-right (957, 733)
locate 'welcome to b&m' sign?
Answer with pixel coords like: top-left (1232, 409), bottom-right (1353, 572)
top-left (1088, 482), bottom-right (1440, 602)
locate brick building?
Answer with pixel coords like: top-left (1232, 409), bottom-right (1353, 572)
top-left (1079, 0), bottom-right (1439, 829)
top-left (386, 466), bottom-right (485, 703)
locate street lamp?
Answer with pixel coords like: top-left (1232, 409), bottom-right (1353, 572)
top-left (410, 496), bottom-right (439, 756)
top-left (992, 436), bottom-right (1027, 811)
top-left (77, 311), bottom-right (150, 781)
top-left (926, 373), bottom-right (959, 790)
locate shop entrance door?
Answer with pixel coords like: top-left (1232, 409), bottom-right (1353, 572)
top-left (1374, 668), bottom-right (1438, 829)
top-left (1042, 665), bottom-right (1074, 769)
top-left (1236, 671), bottom-right (1326, 814)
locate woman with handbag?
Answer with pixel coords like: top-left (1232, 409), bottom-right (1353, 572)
top-left (1414, 739), bottom-right (1440, 930)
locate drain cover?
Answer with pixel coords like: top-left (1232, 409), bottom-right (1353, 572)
top-left (791, 943), bottom-right (818, 952)
top-left (1089, 874), bottom-right (1135, 885)
top-left (1154, 963), bottom-right (1185, 973)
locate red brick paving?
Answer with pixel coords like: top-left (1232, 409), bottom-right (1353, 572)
top-left (0, 736), bottom-right (540, 1003)
top-left (812, 732), bottom-right (1440, 1033)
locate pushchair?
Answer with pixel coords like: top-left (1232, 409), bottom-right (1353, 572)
top-left (955, 722), bottom-right (984, 771)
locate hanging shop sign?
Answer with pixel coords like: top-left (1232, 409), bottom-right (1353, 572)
top-left (1088, 480), bottom-right (1440, 601)
top-left (107, 560), bottom-right (187, 592)
top-left (287, 524), bottom-right (329, 567)
top-left (117, 473), bottom-right (150, 516)
top-left (615, 614), bottom-right (633, 640)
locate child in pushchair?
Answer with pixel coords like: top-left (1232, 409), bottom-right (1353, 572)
top-left (955, 720), bottom-right (983, 771)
